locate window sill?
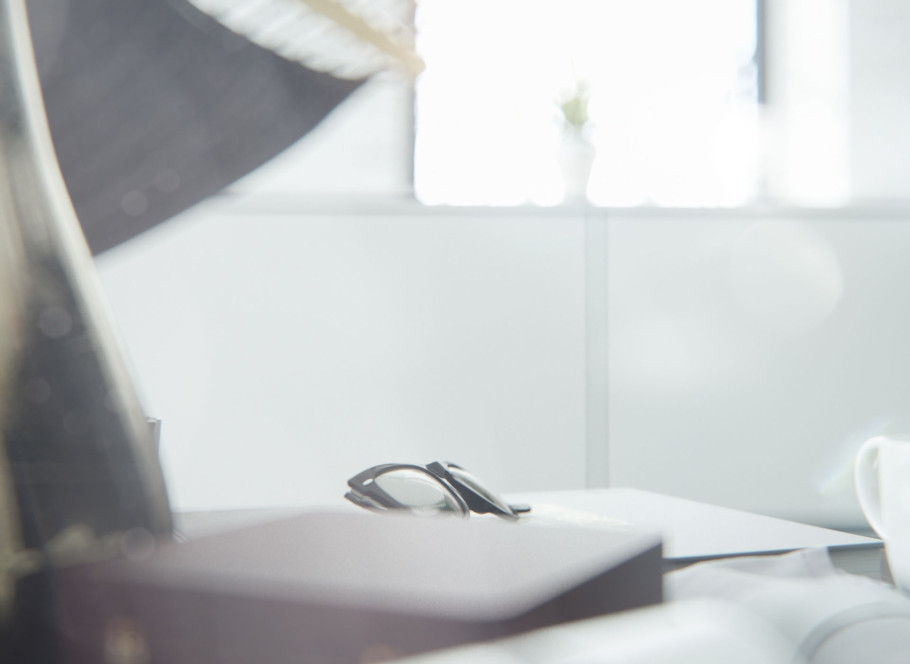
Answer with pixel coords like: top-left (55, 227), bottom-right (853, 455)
top-left (208, 191), bottom-right (910, 220)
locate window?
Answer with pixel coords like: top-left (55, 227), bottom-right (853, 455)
top-left (414, 0), bottom-right (761, 207)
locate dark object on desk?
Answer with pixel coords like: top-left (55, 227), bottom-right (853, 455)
top-left (52, 511), bottom-right (663, 663)
top-left (27, 0), bottom-right (363, 254)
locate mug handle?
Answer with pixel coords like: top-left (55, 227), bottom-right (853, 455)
top-left (853, 436), bottom-right (889, 538)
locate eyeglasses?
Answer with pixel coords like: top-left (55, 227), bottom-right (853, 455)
top-left (344, 461), bottom-right (530, 521)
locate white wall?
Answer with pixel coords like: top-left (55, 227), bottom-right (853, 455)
top-left (96, 202), bottom-right (910, 530)
top-left (95, 201), bottom-right (588, 511)
top-left (605, 210), bottom-right (910, 528)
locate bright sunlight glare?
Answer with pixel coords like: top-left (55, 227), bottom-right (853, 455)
top-left (414, 0), bottom-right (759, 207)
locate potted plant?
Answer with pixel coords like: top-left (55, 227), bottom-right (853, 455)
top-left (556, 79), bottom-right (595, 202)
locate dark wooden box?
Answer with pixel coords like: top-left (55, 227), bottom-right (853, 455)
top-left (53, 510), bottom-right (662, 663)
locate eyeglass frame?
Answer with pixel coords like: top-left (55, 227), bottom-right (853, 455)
top-left (344, 461), bottom-right (529, 521)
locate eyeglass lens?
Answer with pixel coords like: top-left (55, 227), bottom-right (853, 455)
top-left (374, 468), bottom-right (465, 516)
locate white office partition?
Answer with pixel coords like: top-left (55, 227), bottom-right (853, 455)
top-left (96, 201), bottom-right (589, 511)
top-left (605, 211), bottom-right (910, 528)
top-left (97, 202), bottom-right (910, 528)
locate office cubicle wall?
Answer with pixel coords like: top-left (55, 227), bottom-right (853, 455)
top-left (95, 202), bottom-right (589, 511)
top-left (605, 211), bottom-right (910, 529)
top-left (96, 201), bottom-right (910, 531)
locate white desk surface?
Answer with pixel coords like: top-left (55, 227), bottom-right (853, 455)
top-left (507, 487), bottom-right (881, 561)
top-left (175, 487), bottom-right (881, 563)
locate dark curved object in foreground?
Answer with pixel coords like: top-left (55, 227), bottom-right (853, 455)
top-left (1, 0), bottom-right (363, 659)
top-left (28, 0), bottom-right (364, 254)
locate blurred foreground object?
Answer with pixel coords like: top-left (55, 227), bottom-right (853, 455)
top-left (666, 548), bottom-right (910, 664)
top-left (3, 0), bottom-right (416, 658)
top-left (0, 0), bottom-right (173, 657)
top-left (54, 511), bottom-right (661, 662)
top-left (394, 599), bottom-right (801, 664)
top-left (27, 0), bottom-right (369, 254)
top-left (189, 0), bottom-right (422, 80)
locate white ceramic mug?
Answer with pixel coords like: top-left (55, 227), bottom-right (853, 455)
top-left (854, 436), bottom-right (910, 590)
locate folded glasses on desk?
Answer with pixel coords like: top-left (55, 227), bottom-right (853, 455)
top-left (345, 461), bottom-right (530, 521)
